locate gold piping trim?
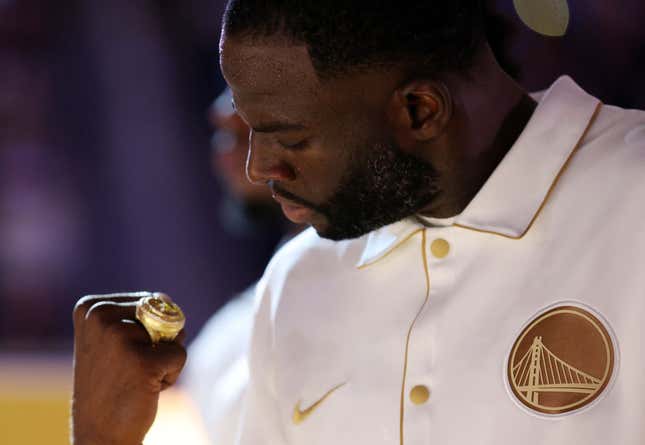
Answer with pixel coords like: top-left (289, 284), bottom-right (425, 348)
top-left (454, 101), bottom-right (603, 240)
top-left (357, 228), bottom-right (425, 270)
top-left (399, 229), bottom-right (431, 445)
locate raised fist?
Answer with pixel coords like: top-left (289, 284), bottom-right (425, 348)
top-left (71, 293), bottom-right (187, 445)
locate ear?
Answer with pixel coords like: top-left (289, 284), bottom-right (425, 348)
top-left (386, 80), bottom-right (453, 152)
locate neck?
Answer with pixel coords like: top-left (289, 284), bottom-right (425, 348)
top-left (419, 47), bottom-right (537, 218)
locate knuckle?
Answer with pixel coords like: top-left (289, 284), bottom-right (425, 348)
top-left (84, 302), bottom-right (115, 328)
top-left (155, 342), bottom-right (188, 369)
top-left (73, 295), bottom-right (101, 325)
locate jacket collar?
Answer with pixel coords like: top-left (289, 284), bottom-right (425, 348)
top-left (356, 76), bottom-right (602, 268)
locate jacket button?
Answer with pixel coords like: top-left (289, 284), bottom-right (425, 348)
top-left (409, 385), bottom-right (430, 405)
top-left (431, 238), bottom-right (450, 258)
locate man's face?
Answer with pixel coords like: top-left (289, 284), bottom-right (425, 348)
top-left (220, 36), bottom-right (438, 240)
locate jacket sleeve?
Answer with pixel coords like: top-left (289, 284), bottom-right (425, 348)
top-left (236, 274), bottom-right (288, 445)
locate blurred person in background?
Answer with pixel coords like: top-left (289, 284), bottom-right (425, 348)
top-left (209, 89), bottom-right (292, 238)
top-left (182, 88), bottom-right (303, 445)
top-left (0, 0), bottom-right (278, 349)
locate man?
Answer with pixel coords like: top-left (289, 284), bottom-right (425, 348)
top-left (71, 2), bottom-right (645, 445)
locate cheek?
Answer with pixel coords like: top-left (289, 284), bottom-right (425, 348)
top-left (295, 136), bottom-right (353, 200)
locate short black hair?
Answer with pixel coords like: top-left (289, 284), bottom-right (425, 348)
top-left (223, 1), bottom-right (488, 80)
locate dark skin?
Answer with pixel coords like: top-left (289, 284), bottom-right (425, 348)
top-left (72, 294), bottom-right (186, 445)
top-left (70, 35), bottom-right (536, 445)
top-left (220, 36), bottom-right (536, 231)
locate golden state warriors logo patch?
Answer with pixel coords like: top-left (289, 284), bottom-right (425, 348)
top-left (507, 304), bottom-right (616, 415)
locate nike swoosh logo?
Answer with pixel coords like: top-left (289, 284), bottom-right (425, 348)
top-left (292, 382), bottom-right (346, 425)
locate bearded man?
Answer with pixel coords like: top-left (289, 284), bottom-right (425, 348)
top-left (71, 2), bottom-right (645, 445)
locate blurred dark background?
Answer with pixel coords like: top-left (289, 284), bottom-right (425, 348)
top-left (1, 0), bottom-right (644, 351)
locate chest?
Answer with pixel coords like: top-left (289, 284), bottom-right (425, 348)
top-left (271, 223), bottom-right (645, 445)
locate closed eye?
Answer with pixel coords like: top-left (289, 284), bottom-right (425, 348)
top-left (279, 139), bottom-right (309, 150)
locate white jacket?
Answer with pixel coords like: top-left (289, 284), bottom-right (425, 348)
top-left (239, 76), bottom-right (645, 445)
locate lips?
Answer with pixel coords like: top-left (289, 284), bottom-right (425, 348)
top-left (272, 194), bottom-right (314, 224)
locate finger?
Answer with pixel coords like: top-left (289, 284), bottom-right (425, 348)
top-left (121, 318), bottom-right (158, 345)
top-left (73, 292), bottom-right (150, 328)
top-left (173, 329), bottom-right (187, 346)
top-left (85, 300), bottom-right (137, 323)
top-left (162, 333), bottom-right (188, 388)
top-left (83, 301), bottom-right (149, 344)
top-left (140, 341), bottom-right (187, 390)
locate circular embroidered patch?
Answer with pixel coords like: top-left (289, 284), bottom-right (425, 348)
top-left (507, 305), bottom-right (615, 415)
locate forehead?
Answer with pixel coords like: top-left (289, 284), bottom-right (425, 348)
top-left (219, 36), bottom-right (323, 123)
top-left (219, 35), bottom-right (403, 133)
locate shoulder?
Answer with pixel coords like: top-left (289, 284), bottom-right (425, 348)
top-left (587, 102), bottom-right (645, 143)
top-left (563, 103), bottom-right (645, 220)
top-left (253, 227), bottom-right (366, 320)
top-left (263, 227), bottom-right (366, 287)
top-left (573, 102), bottom-right (645, 174)
top-left (185, 285), bottom-right (258, 375)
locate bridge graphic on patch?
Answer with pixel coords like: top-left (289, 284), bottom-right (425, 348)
top-left (510, 336), bottom-right (601, 405)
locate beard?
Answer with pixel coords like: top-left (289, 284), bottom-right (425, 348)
top-left (318, 144), bottom-right (438, 241)
top-left (271, 139), bottom-right (440, 241)
top-left (315, 140), bottom-right (439, 240)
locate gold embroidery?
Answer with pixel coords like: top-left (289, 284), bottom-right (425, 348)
top-left (292, 383), bottom-right (346, 425)
top-left (508, 306), bottom-right (614, 414)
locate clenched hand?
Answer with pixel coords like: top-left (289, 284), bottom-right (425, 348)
top-left (71, 293), bottom-right (187, 445)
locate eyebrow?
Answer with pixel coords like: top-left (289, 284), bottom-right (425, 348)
top-left (231, 97), bottom-right (306, 133)
top-left (252, 122), bottom-right (307, 133)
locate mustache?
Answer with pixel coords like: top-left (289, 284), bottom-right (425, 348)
top-left (270, 182), bottom-right (323, 213)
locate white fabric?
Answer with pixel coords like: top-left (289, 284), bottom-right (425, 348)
top-left (183, 286), bottom-right (259, 445)
top-left (237, 76), bottom-right (645, 444)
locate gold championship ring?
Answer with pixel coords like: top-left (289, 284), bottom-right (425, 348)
top-left (135, 292), bottom-right (185, 343)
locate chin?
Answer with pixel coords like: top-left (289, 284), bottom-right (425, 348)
top-left (309, 221), bottom-right (345, 241)
top-left (309, 221), bottom-right (328, 236)
top-left (313, 223), bottom-right (369, 242)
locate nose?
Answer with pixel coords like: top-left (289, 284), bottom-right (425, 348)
top-left (246, 131), bottom-right (296, 184)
